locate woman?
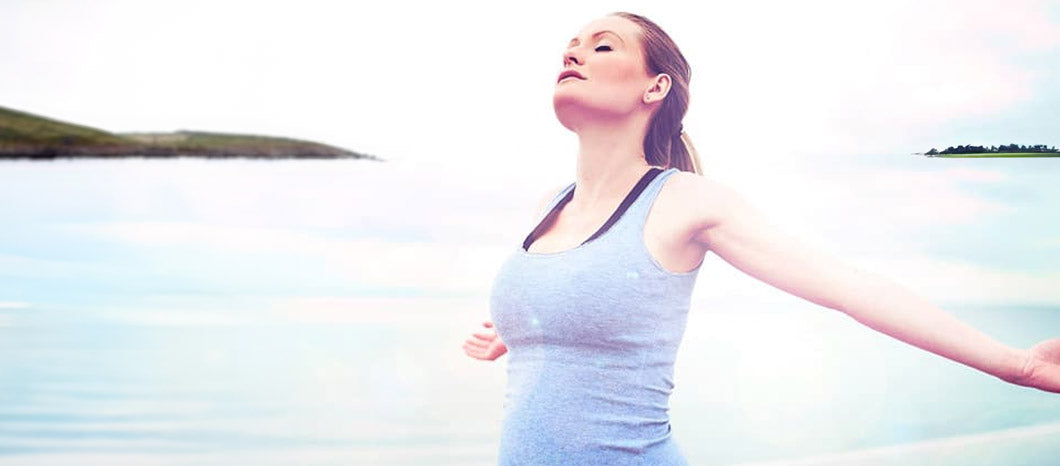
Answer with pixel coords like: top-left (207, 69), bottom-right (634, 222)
top-left (462, 11), bottom-right (1060, 465)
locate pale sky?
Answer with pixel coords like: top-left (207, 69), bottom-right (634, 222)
top-left (3, 0), bottom-right (1058, 175)
top-left (3, 0), bottom-right (1060, 306)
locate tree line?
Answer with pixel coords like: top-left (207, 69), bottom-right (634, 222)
top-left (924, 144), bottom-right (1059, 156)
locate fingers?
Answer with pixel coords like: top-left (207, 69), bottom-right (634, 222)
top-left (462, 339), bottom-right (480, 353)
top-left (463, 341), bottom-right (493, 360)
top-left (464, 337), bottom-right (488, 349)
top-left (464, 347), bottom-right (485, 360)
top-left (463, 321), bottom-right (502, 361)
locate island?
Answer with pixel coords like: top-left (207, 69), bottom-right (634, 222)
top-left (0, 105), bottom-right (380, 160)
top-left (920, 144), bottom-right (1059, 158)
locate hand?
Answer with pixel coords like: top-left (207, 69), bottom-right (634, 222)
top-left (463, 321), bottom-right (508, 361)
top-left (1013, 338), bottom-right (1060, 393)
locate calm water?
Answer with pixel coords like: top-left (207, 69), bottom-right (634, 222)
top-left (1, 158), bottom-right (1058, 465)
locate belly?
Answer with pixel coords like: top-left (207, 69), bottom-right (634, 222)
top-left (497, 356), bottom-right (685, 465)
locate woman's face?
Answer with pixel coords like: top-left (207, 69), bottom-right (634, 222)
top-left (553, 16), bottom-right (656, 129)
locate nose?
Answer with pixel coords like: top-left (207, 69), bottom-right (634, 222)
top-left (563, 48), bottom-right (582, 67)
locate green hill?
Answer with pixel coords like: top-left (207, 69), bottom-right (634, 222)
top-left (0, 106), bottom-right (378, 160)
top-left (0, 106), bottom-right (131, 149)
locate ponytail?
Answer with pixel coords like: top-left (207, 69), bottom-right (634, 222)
top-left (613, 12), bottom-right (701, 176)
top-left (643, 125), bottom-right (702, 176)
top-left (672, 130), bottom-right (702, 175)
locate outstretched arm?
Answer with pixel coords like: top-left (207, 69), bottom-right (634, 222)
top-left (690, 178), bottom-right (1060, 393)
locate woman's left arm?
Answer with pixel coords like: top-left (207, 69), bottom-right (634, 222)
top-left (687, 177), bottom-right (1060, 393)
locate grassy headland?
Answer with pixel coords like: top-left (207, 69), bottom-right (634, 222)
top-left (932, 153), bottom-right (1059, 158)
top-left (922, 144), bottom-right (1058, 158)
top-left (0, 106), bottom-right (379, 160)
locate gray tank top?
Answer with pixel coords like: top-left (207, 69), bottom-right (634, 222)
top-left (490, 167), bottom-right (702, 465)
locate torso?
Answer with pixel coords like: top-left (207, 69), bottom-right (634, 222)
top-left (526, 169), bottom-right (709, 273)
top-left (494, 167), bottom-right (703, 463)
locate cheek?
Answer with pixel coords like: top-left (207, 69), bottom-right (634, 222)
top-left (551, 55), bottom-right (650, 119)
top-left (595, 57), bottom-right (648, 91)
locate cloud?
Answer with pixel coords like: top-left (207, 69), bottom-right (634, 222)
top-left (0, 301), bottom-right (31, 309)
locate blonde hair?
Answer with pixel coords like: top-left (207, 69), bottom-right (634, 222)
top-left (678, 131), bottom-right (703, 175)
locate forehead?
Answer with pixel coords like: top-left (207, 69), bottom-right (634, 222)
top-left (571, 15), bottom-right (642, 43)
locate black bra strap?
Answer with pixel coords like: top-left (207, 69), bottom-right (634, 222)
top-left (522, 167), bottom-right (663, 251)
top-left (583, 167), bottom-right (662, 244)
top-left (522, 188), bottom-right (573, 251)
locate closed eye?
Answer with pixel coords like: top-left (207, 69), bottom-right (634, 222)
top-left (595, 45), bottom-right (612, 52)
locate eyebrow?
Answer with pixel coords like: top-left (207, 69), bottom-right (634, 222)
top-left (567, 30), bottom-right (624, 48)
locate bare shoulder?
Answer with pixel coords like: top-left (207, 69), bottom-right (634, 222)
top-left (657, 170), bottom-right (746, 231)
top-left (531, 183), bottom-right (569, 221)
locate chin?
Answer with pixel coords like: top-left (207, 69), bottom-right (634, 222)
top-left (552, 91), bottom-right (634, 131)
top-left (552, 92), bottom-right (585, 131)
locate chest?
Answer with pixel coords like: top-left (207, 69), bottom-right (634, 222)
top-left (528, 177), bottom-right (705, 274)
top-left (489, 240), bottom-right (695, 354)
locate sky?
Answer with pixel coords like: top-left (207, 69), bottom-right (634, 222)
top-left (2, 0), bottom-right (1059, 302)
top-left (1, 0), bottom-right (1057, 168)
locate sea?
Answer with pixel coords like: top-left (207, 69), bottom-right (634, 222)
top-left (1, 158), bottom-right (1058, 465)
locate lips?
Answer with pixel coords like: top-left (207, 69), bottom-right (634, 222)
top-left (557, 69), bottom-right (586, 83)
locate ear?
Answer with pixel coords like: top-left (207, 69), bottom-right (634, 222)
top-left (643, 73), bottom-right (672, 104)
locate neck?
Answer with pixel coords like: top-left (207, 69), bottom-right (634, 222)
top-left (573, 118), bottom-right (654, 209)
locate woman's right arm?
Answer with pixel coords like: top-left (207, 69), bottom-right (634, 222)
top-left (462, 184), bottom-right (567, 361)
